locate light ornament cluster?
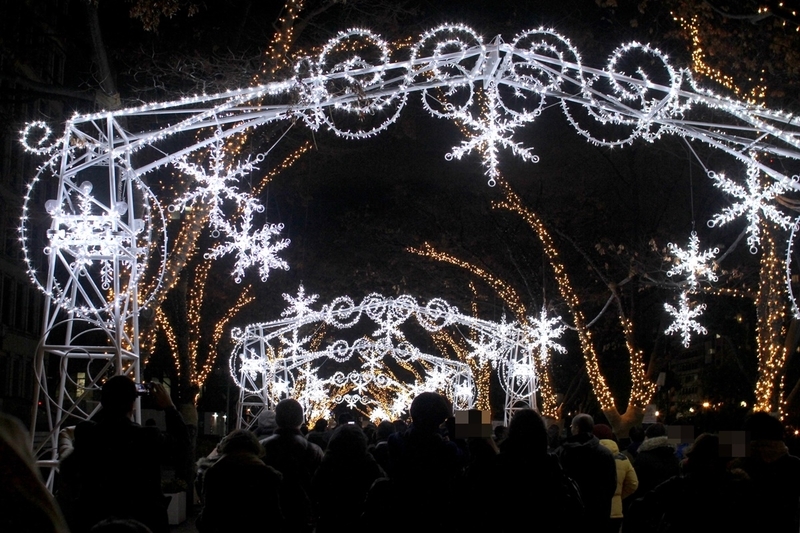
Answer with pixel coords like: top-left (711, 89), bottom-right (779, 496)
top-left (707, 162), bottom-right (796, 254)
top-left (22, 22), bottom-right (800, 470)
top-left (230, 288), bottom-right (551, 426)
top-left (664, 292), bottom-right (708, 348)
top-left (20, 157), bottom-right (166, 322)
top-left (663, 232), bottom-right (719, 346)
top-left (170, 135), bottom-right (290, 283)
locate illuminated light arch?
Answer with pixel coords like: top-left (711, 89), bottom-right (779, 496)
top-left (231, 288), bottom-right (554, 427)
top-left (20, 23), bottom-right (800, 482)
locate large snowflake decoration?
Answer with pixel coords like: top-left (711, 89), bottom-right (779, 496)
top-left (707, 162), bottom-right (795, 253)
top-left (205, 203), bottom-right (290, 283)
top-left (525, 305), bottom-right (568, 362)
top-left (666, 232), bottom-right (719, 289)
top-left (664, 291), bottom-right (708, 348)
top-left (282, 285), bottom-right (320, 317)
top-left (447, 85), bottom-right (539, 186)
top-left (171, 135), bottom-right (262, 229)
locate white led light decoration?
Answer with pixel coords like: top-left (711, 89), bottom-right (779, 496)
top-left (525, 305), bottom-right (568, 362)
top-left (21, 23), bottom-right (800, 483)
top-left (229, 288), bottom-right (552, 427)
top-left (666, 231), bottom-right (720, 289)
top-left (665, 291), bottom-right (708, 347)
top-left (707, 162), bottom-right (797, 254)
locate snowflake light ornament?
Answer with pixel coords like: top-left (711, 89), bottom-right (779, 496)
top-left (281, 285), bottom-right (320, 317)
top-left (525, 305), bottom-right (568, 362)
top-left (171, 136), bottom-right (262, 229)
top-left (446, 84), bottom-right (540, 186)
top-left (666, 232), bottom-right (719, 289)
top-left (664, 291), bottom-right (708, 347)
top-left (205, 202), bottom-right (290, 283)
top-left (707, 162), bottom-right (795, 253)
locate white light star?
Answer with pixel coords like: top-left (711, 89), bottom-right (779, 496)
top-left (282, 285), bottom-right (320, 317)
top-left (526, 305), bottom-right (568, 362)
top-left (666, 231), bottom-right (719, 289)
top-left (447, 84), bottom-right (540, 185)
top-left (664, 291), bottom-right (708, 347)
top-left (707, 162), bottom-right (795, 253)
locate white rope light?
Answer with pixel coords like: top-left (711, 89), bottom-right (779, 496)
top-left (230, 287), bottom-right (559, 424)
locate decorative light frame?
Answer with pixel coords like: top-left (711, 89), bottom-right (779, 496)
top-left (231, 288), bottom-right (555, 426)
top-left (19, 23), bottom-right (800, 478)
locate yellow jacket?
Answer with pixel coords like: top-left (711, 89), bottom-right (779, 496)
top-left (599, 438), bottom-right (639, 518)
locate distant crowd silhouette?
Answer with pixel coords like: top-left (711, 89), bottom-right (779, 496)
top-left (2, 379), bottom-right (800, 533)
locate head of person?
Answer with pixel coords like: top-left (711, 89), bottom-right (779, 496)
top-left (645, 422), bottom-right (667, 439)
top-left (744, 411), bottom-right (785, 441)
top-left (218, 429), bottom-right (264, 457)
top-left (312, 419), bottom-right (328, 433)
top-left (593, 423), bottom-right (615, 442)
top-left (327, 424), bottom-right (368, 457)
top-left (377, 420), bottom-right (395, 441)
top-left (409, 392), bottom-right (450, 432)
top-left (100, 375), bottom-right (138, 417)
top-left (275, 398), bottom-right (304, 430)
top-left (570, 413), bottom-right (594, 436)
top-left (684, 433), bottom-right (723, 472)
top-left (506, 409), bottom-right (547, 455)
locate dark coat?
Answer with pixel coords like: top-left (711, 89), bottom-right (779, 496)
top-left (624, 468), bottom-right (755, 533)
top-left (198, 451), bottom-right (284, 533)
top-left (557, 433), bottom-right (617, 525)
top-left (312, 450), bottom-right (385, 533)
top-left (733, 440), bottom-right (800, 533)
top-left (64, 407), bottom-right (188, 533)
top-left (260, 428), bottom-right (323, 532)
top-left (633, 436), bottom-right (680, 497)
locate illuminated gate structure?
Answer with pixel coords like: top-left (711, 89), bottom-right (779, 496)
top-left (19, 24), bottom-right (800, 485)
top-left (229, 289), bottom-right (554, 427)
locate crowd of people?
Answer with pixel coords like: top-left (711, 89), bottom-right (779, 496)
top-left (3, 375), bottom-right (800, 533)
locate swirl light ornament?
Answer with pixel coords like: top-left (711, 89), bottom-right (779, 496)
top-left (230, 287), bottom-right (557, 426)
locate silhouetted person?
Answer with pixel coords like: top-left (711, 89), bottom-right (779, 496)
top-left (734, 412), bottom-right (800, 532)
top-left (490, 409), bottom-right (584, 532)
top-left (306, 419), bottom-right (330, 451)
top-left (625, 433), bottom-right (754, 533)
top-left (63, 376), bottom-right (188, 533)
top-left (312, 424), bottom-right (385, 533)
top-left (0, 413), bottom-right (70, 533)
top-left (632, 423), bottom-right (679, 499)
top-left (383, 392), bottom-right (463, 532)
top-left (197, 429), bottom-right (284, 533)
top-left (557, 413), bottom-right (617, 529)
top-left (260, 399), bottom-right (323, 533)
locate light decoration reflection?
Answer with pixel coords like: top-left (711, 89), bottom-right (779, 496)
top-left (230, 287), bottom-right (559, 427)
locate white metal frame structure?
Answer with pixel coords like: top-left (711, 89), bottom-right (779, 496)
top-left (19, 24), bottom-right (800, 483)
top-left (230, 291), bottom-right (547, 426)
